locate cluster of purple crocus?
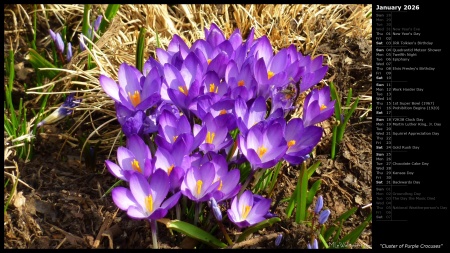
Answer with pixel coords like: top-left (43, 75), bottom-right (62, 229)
top-left (100, 23), bottom-right (334, 247)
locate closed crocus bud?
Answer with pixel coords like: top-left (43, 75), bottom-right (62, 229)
top-left (314, 195), bottom-right (323, 214)
top-left (318, 209), bottom-right (331, 225)
top-left (55, 33), bottom-right (65, 53)
top-left (210, 198), bottom-right (222, 221)
top-left (94, 15), bottom-right (102, 31)
top-left (275, 234), bottom-right (283, 246)
top-left (66, 42), bottom-right (72, 62)
top-left (307, 239), bottom-right (319, 249)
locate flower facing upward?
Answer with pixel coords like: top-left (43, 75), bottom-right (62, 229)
top-left (238, 120), bottom-right (287, 169)
top-left (105, 134), bottom-right (154, 181)
top-left (283, 118), bottom-right (323, 165)
top-left (100, 63), bottom-right (161, 112)
top-left (112, 170), bottom-right (181, 220)
top-left (180, 162), bottom-right (221, 203)
top-left (227, 190), bottom-right (271, 228)
top-left (302, 86), bottom-right (335, 127)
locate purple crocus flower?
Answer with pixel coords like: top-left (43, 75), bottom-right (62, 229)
top-left (318, 209), bottom-right (331, 224)
top-left (199, 152), bottom-right (241, 203)
top-left (307, 239), bottom-right (319, 249)
top-left (100, 63), bottom-right (161, 112)
top-left (283, 118), bottom-right (322, 165)
top-left (112, 170), bottom-right (181, 220)
top-left (180, 162), bottom-right (221, 203)
top-left (209, 197), bottom-right (222, 221)
top-left (314, 195), bottom-right (324, 214)
top-left (302, 86), bottom-right (335, 127)
top-left (93, 15), bottom-right (102, 32)
top-left (298, 54), bottom-right (329, 93)
top-left (155, 110), bottom-right (206, 153)
top-left (234, 96), bottom-right (268, 135)
top-left (238, 121), bottom-right (287, 169)
top-left (197, 113), bottom-right (233, 153)
top-left (49, 29), bottom-right (65, 53)
top-left (154, 146), bottom-right (189, 193)
top-left (105, 134), bottom-right (154, 181)
top-left (37, 93), bottom-right (81, 127)
top-left (227, 190), bottom-right (271, 228)
top-left (66, 42), bottom-right (72, 62)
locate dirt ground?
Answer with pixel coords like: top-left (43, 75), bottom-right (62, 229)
top-left (4, 4), bottom-right (372, 249)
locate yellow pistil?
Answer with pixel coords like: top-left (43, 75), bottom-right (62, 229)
top-left (257, 146), bottom-right (267, 158)
top-left (206, 131), bottom-right (215, 144)
top-left (242, 205), bottom-right (251, 219)
top-left (209, 83), bottom-right (218, 93)
top-left (131, 159), bottom-right (142, 173)
top-left (173, 135), bottom-right (178, 142)
top-left (178, 85), bottom-right (189, 96)
top-left (267, 71), bottom-right (274, 80)
top-left (145, 195), bottom-right (153, 213)
top-left (320, 104), bottom-right (327, 111)
top-left (196, 180), bottom-right (203, 195)
top-left (217, 179), bottom-right (223, 191)
top-left (219, 109), bottom-right (227, 115)
top-left (168, 164), bottom-right (174, 175)
top-left (128, 91), bottom-right (141, 107)
top-left (207, 59), bottom-right (212, 65)
top-left (287, 140), bottom-right (296, 149)
top-left (238, 80), bottom-right (245, 86)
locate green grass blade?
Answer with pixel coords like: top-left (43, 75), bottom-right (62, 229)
top-left (82, 4), bottom-right (91, 39)
top-left (339, 212), bottom-right (372, 244)
top-left (7, 49), bottom-right (18, 129)
top-left (337, 97), bottom-right (359, 143)
top-left (331, 125), bottom-right (337, 159)
top-left (336, 206), bottom-right (358, 223)
top-left (28, 48), bottom-right (59, 79)
top-left (329, 82), bottom-right (342, 123)
top-left (136, 27), bottom-right (147, 72)
top-left (101, 180), bottom-right (123, 198)
top-left (307, 161), bottom-right (321, 179)
top-left (158, 218), bottom-right (227, 248)
top-left (306, 179), bottom-right (321, 207)
top-left (237, 217), bottom-right (281, 243)
top-left (295, 162), bottom-right (308, 222)
top-left (98, 4), bottom-right (120, 35)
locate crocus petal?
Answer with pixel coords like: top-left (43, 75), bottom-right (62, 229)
top-left (148, 169), bottom-right (170, 208)
top-left (105, 160), bottom-right (126, 181)
top-left (100, 75), bottom-right (121, 102)
top-left (112, 187), bottom-right (137, 211)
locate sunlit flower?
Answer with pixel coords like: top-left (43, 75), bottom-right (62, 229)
top-left (238, 120), bottom-right (287, 169)
top-left (302, 86), bottom-right (335, 127)
top-left (105, 134), bottom-right (154, 181)
top-left (227, 190), bottom-right (271, 228)
top-left (283, 118), bottom-right (322, 165)
top-left (112, 170), bottom-right (181, 220)
top-left (100, 63), bottom-right (161, 112)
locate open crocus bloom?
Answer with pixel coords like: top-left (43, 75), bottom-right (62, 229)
top-left (100, 63), bottom-right (161, 112)
top-left (227, 190), bottom-right (271, 228)
top-left (302, 86), bottom-right (335, 127)
top-left (238, 120), bottom-right (287, 169)
top-left (105, 134), bottom-right (154, 181)
top-left (112, 170), bottom-right (181, 220)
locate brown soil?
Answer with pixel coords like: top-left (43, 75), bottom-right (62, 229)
top-left (4, 4), bottom-right (372, 249)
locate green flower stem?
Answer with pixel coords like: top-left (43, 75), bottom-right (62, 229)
top-left (238, 169), bottom-right (256, 197)
top-left (150, 219), bottom-right (158, 249)
top-left (218, 221), bottom-right (233, 246)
